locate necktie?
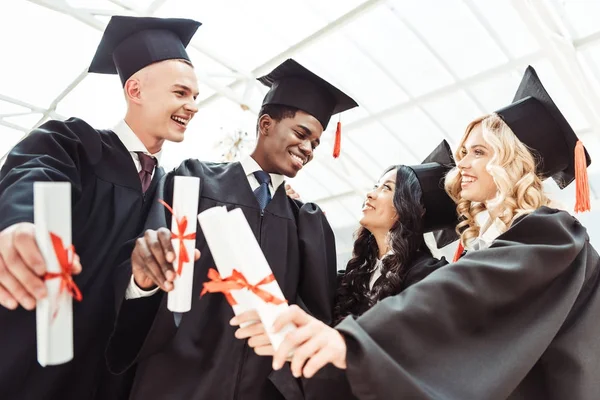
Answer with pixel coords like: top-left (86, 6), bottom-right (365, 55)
top-left (137, 152), bottom-right (157, 193)
top-left (253, 171), bottom-right (272, 210)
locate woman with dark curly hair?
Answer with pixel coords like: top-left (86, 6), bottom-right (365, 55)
top-left (333, 162), bottom-right (450, 325)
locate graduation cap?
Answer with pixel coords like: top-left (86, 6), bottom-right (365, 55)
top-left (89, 16), bottom-right (201, 86)
top-left (405, 140), bottom-right (459, 247)
top-left (257, 59), bottom-right (359, 158)
top-left (495, 65), bottom-right (591, 212)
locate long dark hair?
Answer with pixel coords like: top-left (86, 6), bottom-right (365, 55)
top-left (333, 165), bottom-right (431, 323)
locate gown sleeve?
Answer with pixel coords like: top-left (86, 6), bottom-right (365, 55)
top-left (295, 202), bottom-right (338, 325)
top-left (0, 118), bottom-right (92, 230)
top-left (337, 208), bottom-right (591, 399)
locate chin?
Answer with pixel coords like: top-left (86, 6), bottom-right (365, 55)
top-left (281, 165), bottom-right (300, 178)
top-left (166, 131), bottom-right (185, 143)
top-left (286, 170), bottom-right (299, 178)
top-left (461, 191), bottom-right (487, 203)
top-left (358, 216), bottom-right (369, 228)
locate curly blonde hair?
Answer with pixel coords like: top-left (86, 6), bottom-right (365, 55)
top-left (444, 114), bottom-right (551, 245)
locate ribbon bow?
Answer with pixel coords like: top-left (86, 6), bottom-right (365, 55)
top-left (201, 268), bottom-right (286, 306)
top-left (159, 199), bottom-right (197, 276)
top-left (43, 232), bottom-right (82, 321)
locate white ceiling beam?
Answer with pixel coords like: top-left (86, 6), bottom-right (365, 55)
top-left (196, 0), bottom-right (388, 110)
top-left (343, 52), bottom-right (542, 133)
top-left (25, 0), bottom-right (258, 113)
top-left (385, 3), bottom-right (488, 115)
top-left (33, 69), bottom-right (88, 128)
top-left (0, 94), bottom-right (65, 123)
top-left (462, 0), bottom-right (514, 59)
top-left (0, 120), bottom-right (28, 133)
top-left (146, 0), bottom-right (166, 14)
top-left (511, 0), bottom-right (600, 137)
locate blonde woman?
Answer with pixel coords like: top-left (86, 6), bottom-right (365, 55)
top-left (245, 66), bottom-right (599, 400)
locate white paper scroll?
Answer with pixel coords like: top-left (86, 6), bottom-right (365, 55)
top-left (167, 176), bottom-right (200, 313)
top-left (197, 207), bottom-right (255, 327)
top-left (34, 182), bottom-right (74, 367)
top-left (198, 206), bottom-right (295, 350)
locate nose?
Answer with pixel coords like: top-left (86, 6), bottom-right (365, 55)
top-left (298, 140), bottom-right (313, 158)
top-left (185, 101), bottom-right (199, 115)
top-left (366, 188), bottom-right (377, 200)
top-left (457, 154), bottom-right (470, 170)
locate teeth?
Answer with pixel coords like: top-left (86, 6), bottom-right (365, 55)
top-left (171, 116), bottom-right (188, 126)
top-left (462, 176), bottom-right (476, 183)
top-left (290, 153), bottom-right (304, 165)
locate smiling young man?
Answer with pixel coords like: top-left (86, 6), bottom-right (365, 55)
top-left (105, 59), bottom-right (359, 399)
top-left (0, 15), bottom-right (200, 399)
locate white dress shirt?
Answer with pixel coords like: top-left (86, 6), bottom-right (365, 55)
top-left (112, 119), bottom-right (162, 177)
top-left (239, 155), bottom-right (285, 197)
top-left (125, 156), bottom-right (286, 300)
top-left (113, 120), bottom-right (162, 300)
top-left (465, 210), bottom-right (507, 251)
top-left (369, 250), bottom-right (394, 290)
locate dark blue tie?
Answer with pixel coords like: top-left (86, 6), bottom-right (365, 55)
top-left (253, 171), bottom-right (272, 210)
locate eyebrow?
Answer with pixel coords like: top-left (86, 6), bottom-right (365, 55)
top-left (173, 84), bottom-right (200, 97)
top-left (462, 144), bottom-right (489, 151)
top-left (296, 124), bottom-right (320, 145)
top-left (382, 180), bottom-right (395, 186)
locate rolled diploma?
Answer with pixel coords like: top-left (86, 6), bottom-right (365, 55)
top-left (167, 176), bottom-right (200, 313)
top-left (226, 208), bottom-right (296, 351)
top-left (34, 182), bottom-right (73, 367)
top-left (197, 206), bottom-right (254, 326)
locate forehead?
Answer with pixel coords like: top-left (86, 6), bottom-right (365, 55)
top-left (148, 60), bottom-right (199, 89)
top-left (463, 123), bottom-right (486, 147)
top-left (378, 168), bottom-right (397, 183)
top-left (285, 110), bottom-right (324, 139)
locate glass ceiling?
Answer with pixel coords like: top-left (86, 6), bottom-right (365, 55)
top-left (1, 0), bottom-right (599, 263)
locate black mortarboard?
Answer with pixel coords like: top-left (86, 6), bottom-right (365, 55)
top-left (89, 16), bottom-right (201, 86)
top-left (257, 59), bottom-right (358, 157)
top-left (495, 66), bottom-right (591, 190)
top-left (405, 140), bottom-right (458, 247)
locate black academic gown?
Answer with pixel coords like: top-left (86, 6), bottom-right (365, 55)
top-left (303, 252), bottom-right (448, 400)
top-left (106, 159), bottom-right (337, 400)
top-left (335, 207), bottom-right (600, 400)
top-left (0, 117), bottom-right (163, 400)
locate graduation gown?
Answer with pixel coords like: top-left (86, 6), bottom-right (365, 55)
top-left (335, 207), bottom-right (600, 399)
top-left (304, 252), bottom-right (448, 400)
top-left (0, 117), bottom-right (163, 400)
top-left (106, 159), bottom-right (337, 400)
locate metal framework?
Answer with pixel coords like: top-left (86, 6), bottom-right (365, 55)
top-left (2, 0), bottom-right (599, 206)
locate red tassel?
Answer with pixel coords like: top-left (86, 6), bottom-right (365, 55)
top-left (452, 242), bottom-right (465, 262)
top-left (333, 121), bottom-right (342, 158)
top-left (574, 140), bottom-right (591, 213)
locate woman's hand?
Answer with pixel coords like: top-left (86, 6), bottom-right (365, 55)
top-left (271, 305), bottom-right (347, 378)
top-left (230, 310), bottom-right (274, 356)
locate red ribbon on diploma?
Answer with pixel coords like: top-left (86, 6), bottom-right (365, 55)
top-left (159, 199), bottom-right (196, 276)
top-left (201, 268), bottom-right (287, 306)
top-left (43, 232), bottom-right (82, 321)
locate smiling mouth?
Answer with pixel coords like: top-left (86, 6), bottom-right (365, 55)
top-left (171, 115), bottom-right (189, 127)
top-left (362, 203), bottom-right (375, 211)
top-left (289, 152), bottom-right (306, 166)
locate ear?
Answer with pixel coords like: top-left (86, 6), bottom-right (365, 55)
top-left (258, 114), bottom-right (274, 136)
top-left (124, 78), bottom-right (143, 105)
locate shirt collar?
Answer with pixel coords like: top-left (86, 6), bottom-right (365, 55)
top-left (466, 210), bottom-right (507, 251)
top-left (113, 120), bottom-right (162, 165)
top-left (240, 156), bottom-right (285, 190)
